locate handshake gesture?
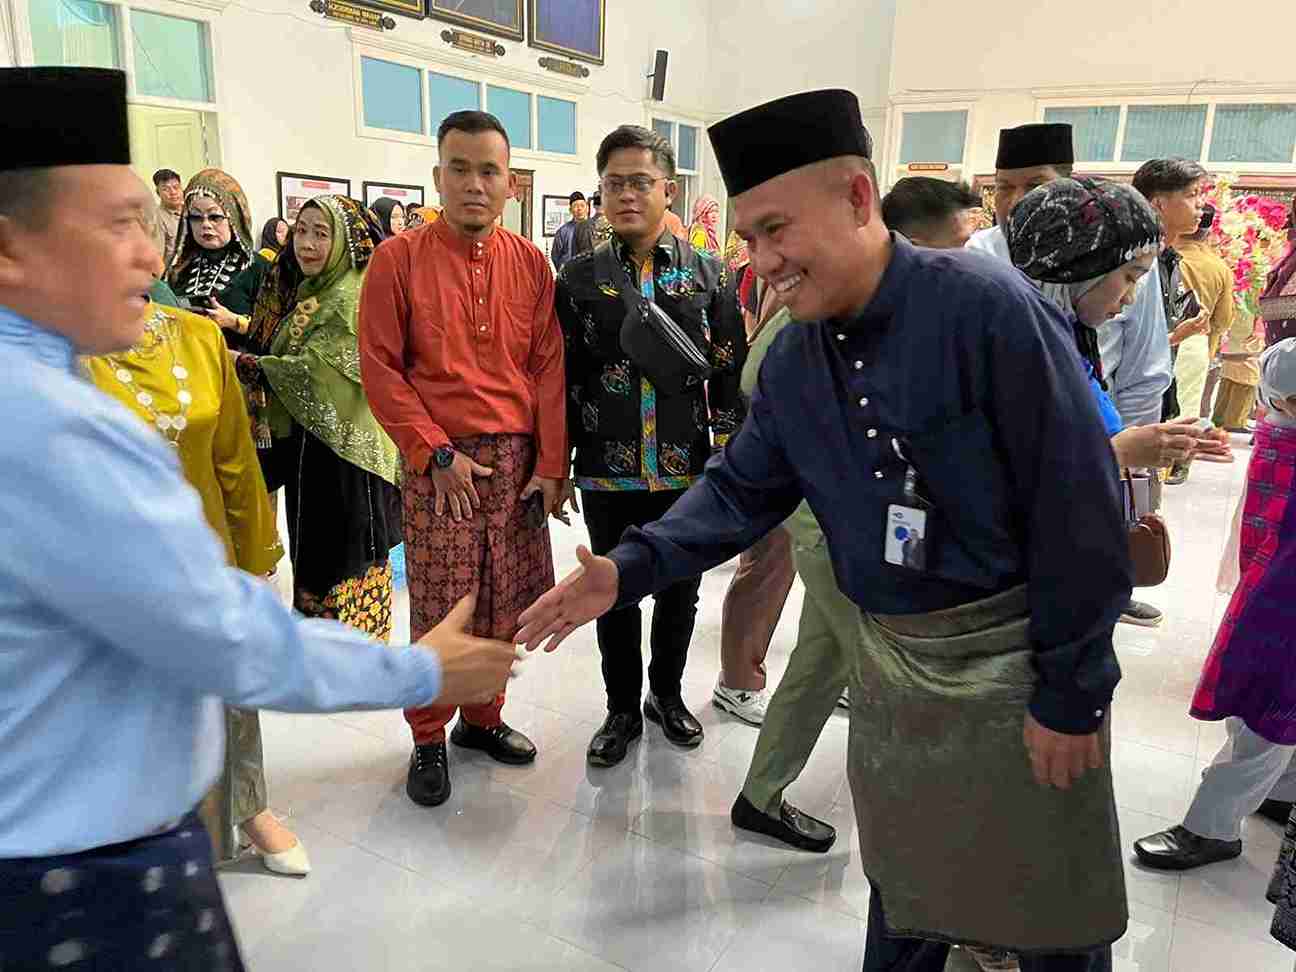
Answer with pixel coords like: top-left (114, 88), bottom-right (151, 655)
top-left (417, 593), bottom-right (521, 704)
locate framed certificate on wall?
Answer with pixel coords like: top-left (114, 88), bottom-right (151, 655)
top-left (541, 194), bottom-right (570, 238)
top-left (362, 181), bottom-right (426, 209)
top-left (428, 0), bottom-right (523, 41)
top-left (277, 172), bottom-right (352, 223)
top-left (528, 0), bottom-right (605, 65)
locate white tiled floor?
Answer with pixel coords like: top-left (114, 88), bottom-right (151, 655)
top-left (221, 435), bottom-right (1296, 971)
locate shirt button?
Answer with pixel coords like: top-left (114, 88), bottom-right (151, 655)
top-left (836, 333), bottom-right (846, 341)
top-left (874, 470), bottom-right (884, 480)
top-left (858, 397), bottom-right (869, 407)
top-left (1094, 709), bottom-right (1104, 718)
top-left (867, 428), bottom-right (878, 438)
top-left (475, 268), bottom-right (482, 274)
top-left (479, 325), bottom-right (487, 332)
top-left (478, 298), bottom-right (484, 304)
top-left (854, 360), bottom-right (863, 370)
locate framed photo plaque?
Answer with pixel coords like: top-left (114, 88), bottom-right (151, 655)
top-left (528, 0), bottom-right (605, 66)
top-left (362, 181), bottom-right (426, 209)
top-left (276, 172), bottom-right (353, 223)
top-left (428, 0), bottom-right (523, 41)
top-left (541, 194), bottom-right (570, 238)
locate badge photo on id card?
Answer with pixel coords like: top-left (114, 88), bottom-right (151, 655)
top-left (884, 504), bottom-right (928, 571)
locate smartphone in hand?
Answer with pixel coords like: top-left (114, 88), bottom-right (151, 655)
top-left (523, 491), bottom-right (546, 530)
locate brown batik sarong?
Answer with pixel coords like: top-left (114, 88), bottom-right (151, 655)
top-left (403, 434), bottom-right (554, 744)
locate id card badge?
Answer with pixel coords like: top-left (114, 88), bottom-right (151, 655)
top-left (884, 504), bottom-right (929, 570)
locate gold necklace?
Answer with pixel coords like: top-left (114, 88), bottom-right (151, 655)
top-left (103, 309), bottom-right (193, 446)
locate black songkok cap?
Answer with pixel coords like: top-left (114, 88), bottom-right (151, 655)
top-left (709, 89), bottom-right (873, 197)
top-left (0, 67), bottom-right (131, 172)
top-left (569, 191), bottom-right (586, 203)
top-left (995, 123), bottom-right (1074, 171)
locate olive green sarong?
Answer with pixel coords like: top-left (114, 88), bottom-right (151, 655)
top-left (849, 584), bottom-right (1127, 953)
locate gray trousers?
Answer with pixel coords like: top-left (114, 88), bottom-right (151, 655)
top-left (1183, 717), bottom-right (1296, 841)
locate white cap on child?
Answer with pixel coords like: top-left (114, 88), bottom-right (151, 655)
top-left (1260, 338), bottom-right (1296, 412)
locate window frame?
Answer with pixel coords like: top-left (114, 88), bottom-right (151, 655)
top-left (350, 42), bottom-right (582, 165)
top-left (648, 111), bottom-right (706, 223)
top-left (883, 102), bottom-right (975, 187)
top-left (1035, 92), bottom-right (1296, 171)
top-left (17, 0), bottom-right (223, 114)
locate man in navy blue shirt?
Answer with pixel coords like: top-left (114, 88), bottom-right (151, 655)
top-left (521, 90), bottom-right (1128, 970)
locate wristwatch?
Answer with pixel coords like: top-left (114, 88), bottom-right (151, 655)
top-left (432, 445), bottom-right (456, 470)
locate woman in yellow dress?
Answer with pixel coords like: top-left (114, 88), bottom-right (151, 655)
top-left (85, 285), bottom-right (312, 877)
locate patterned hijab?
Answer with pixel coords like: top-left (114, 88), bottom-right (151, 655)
top-left (247, 196), bottom-right (397, 484)
top-left (723, 230), bottom-right (749, 273)
top-left (165, 168), bottom-right (256, 300)
top-left (1007, 177), bottom-right (1163, 388)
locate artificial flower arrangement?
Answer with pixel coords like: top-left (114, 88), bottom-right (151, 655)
top-left (1199, 177), bottom-right (1291, 316)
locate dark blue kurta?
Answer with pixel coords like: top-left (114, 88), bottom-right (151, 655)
top-left (608, 235), bottom-right (1131, 734)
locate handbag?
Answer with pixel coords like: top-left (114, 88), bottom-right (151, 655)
top-left (1124, 471), bottom-right (1171, 587)
top-left (594, 241), bottom-right (712, 397)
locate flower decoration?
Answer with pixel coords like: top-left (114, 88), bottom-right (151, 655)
top-left (1200, 176), bottom-right (1292, 316)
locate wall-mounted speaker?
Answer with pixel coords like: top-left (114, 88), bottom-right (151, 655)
top-left (649, 50), bottom-right (668, 102)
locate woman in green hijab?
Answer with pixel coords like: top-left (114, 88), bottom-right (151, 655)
top-left (235, 195), bottom-right (401, 636)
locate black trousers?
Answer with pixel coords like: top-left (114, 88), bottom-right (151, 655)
top-left (580, 488), bottom-right (702, 714)
top-left (863, 882), bottom-right (1112, 971)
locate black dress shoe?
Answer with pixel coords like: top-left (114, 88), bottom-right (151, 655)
top-left (587, 711), bottom-right (643, 767)
top-left (643, 693), bottom-right (703, 748)
top-left (731, 793), bottom-right (836, 853)
top-left (1133, 825), bottom-right (1242, 871)
top-left (450, 720), bottom-right (537, 765)
top-left (1257, 799), bottom-right (1295, 826)
top-left (406, 743), bottom-right (451, 807)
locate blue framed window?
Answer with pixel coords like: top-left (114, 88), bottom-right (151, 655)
top-left (537, 95), bottom-right (576, 154)
top-left (652, 118), bottom-right (674, 144)
top-left (678, 124), bottom-right (698, 172)
top-left (361, 57), bottom-right (423, 135)
top-left (28, 0), bottom-right (119, 68)
top-left (487, 84), bottom-right (532, 150)
top-left (131, 11), bottom-right (212, 103)
top-left (1043, 106), bottom-right (1120, 162)
top-left (899, 110), bottom-right (968, 164)
top-left (428, 71), bottom-right (480, 133)
top-left (1121, 105), bottom-right (1207, 162)
top-left (1210, 104), bottom-right (1296, 164)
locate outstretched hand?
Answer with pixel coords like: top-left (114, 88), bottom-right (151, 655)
top-left (417, 592), bottom-right (518, 705)
top-left (515, 545), bottom-right (619, 652)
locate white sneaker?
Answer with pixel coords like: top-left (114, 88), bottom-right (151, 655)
top-left (836, 687), bottom-right (850, 709)
top-left (712, 680), bottom-right (769, 726)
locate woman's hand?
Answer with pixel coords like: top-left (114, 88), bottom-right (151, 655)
top-left (203, 297), bottom-right (246, 334)
top-left (1169, 310), bottom-right (1210, 348)
top-left (1111, 418), bottom-right (1200, 468)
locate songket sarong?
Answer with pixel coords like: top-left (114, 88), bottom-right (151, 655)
top-left (848, 584), bottom-right (1127, 954)
top-left (402, 434), bottom-right (554, 744)
top-left (0, 813), bottom-right (245, 970)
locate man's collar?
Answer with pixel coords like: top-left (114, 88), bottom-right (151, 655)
top-left (837, 232), bottom-right (910, 329)
top-left (0, 304), bottom-right (77, 371)
top-left (431, 215), bottom-right (500, 258)
top-left (612, 226), bottom-right (676, 266)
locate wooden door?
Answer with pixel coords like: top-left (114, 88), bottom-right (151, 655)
top-left (504, 168), bottom-right (534, 239)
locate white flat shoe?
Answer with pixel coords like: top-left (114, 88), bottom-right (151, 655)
top-left (257, 838), bottom-right (311, 877)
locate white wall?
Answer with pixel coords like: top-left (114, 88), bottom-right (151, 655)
top-left (208, 0), bottom-right (719, 249)
top-left (889, 0), bottom-right (1296, 177)
top-left (706, 0), bottom-right (894, 180)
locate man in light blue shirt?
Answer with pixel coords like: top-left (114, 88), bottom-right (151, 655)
top-left (968, 121), bottom-right (1172, 628)
top-left (0, 67), bottom-right (518, 970)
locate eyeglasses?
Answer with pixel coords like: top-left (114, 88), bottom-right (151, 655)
top-left (600, 176), bottom-right (669, 195)
top-left (187, 213), bottom-right (229, 226)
